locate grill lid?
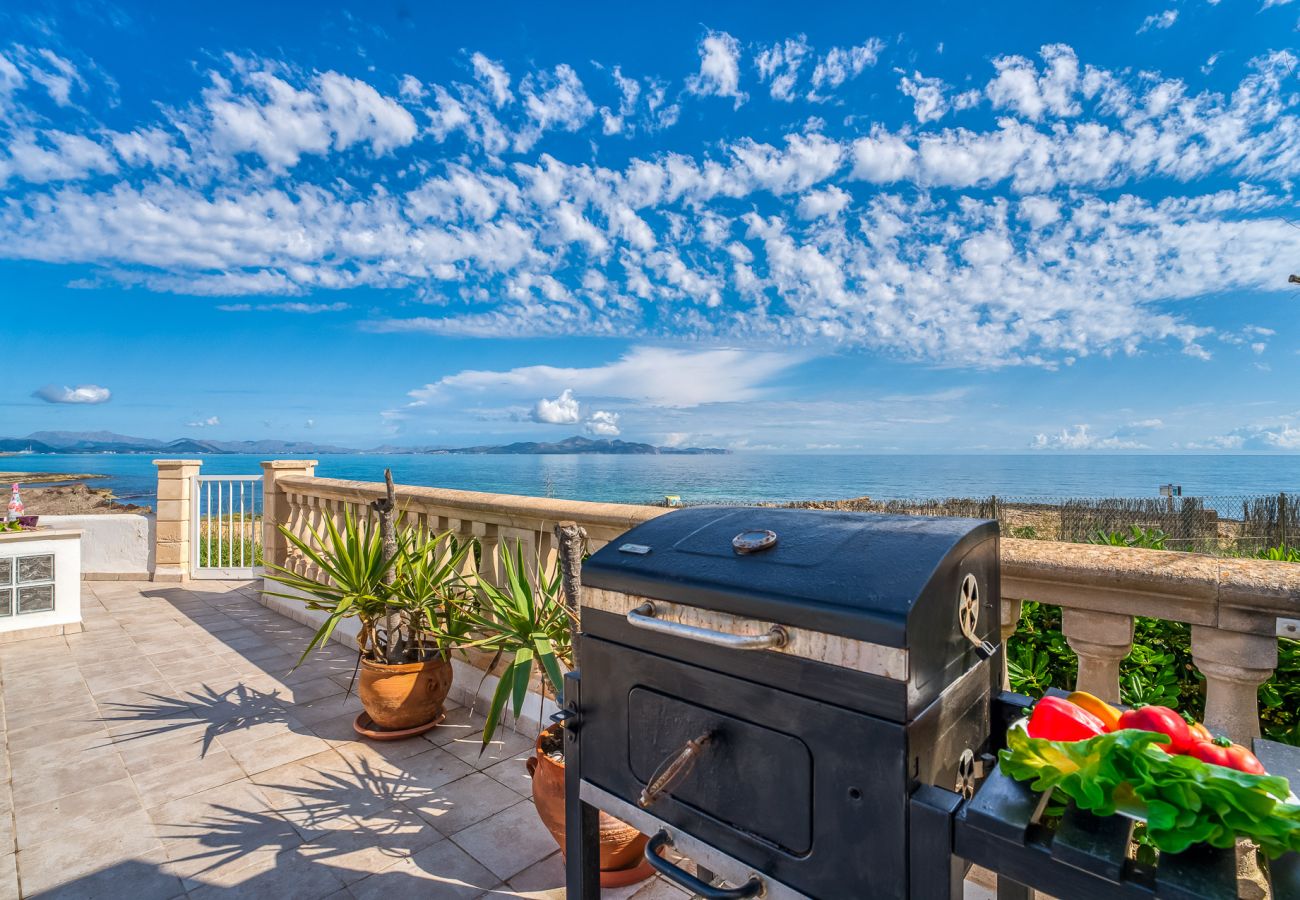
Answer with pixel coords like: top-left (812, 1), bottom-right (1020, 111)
top-left (581, 506), bottom-right (997, 647)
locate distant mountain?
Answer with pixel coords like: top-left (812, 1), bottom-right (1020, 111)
top-left (2, 432), bottom-right (726, 456)
top-left (26, 430), bottom-right (165, 451)
top-left (0, 438), bottom-right (57, 453)
top-left (9, 431), bottom-right (354, 455)
top-left (448, 436), bottom-right (728, 455)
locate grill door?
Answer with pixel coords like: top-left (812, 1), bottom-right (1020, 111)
top-left (581, 635), bottom-right (909, 900)
top-left (629, 687), bottom-right (813, 854)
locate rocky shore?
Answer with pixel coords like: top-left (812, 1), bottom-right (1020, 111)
top-left (3, 473), bottom-right (151, 515)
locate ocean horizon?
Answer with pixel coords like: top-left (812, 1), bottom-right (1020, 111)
top-left (10, 452), bottom-right (1300, 511)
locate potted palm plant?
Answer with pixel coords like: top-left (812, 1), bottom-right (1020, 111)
top-left (263, 508), bottom-right (473, 737)
top-left (465, 538), bottom-right (652, 887)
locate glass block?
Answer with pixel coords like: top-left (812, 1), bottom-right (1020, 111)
top-left (17, 584), bottom-right (53, 614)
top-left (0, 588), bottom-right (11, 616)
top-left (0, 557), bottom-right (10, 584)
top-left (18, 555), bottom-right (53, 584)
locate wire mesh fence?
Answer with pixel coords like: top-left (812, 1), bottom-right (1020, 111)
top-left (665, 492), bottom-right (1300, 557)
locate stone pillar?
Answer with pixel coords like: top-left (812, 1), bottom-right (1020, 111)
top-left (153, 459), bottom-right (202, 582)
top-left (1000, 597), bottom-right (1023, 690)
top-left (1062, 609), bottom-right (1134, 704)
top-left (260, 460), bottom-right (317, 571)
top-left (1192, 625), bottom-right (1277, 743)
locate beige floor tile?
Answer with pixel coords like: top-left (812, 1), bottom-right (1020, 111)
top-left (449, 800), bottom-right (557, 881)
top-left (16, 808), bottom-right (163, 896)
top-left (132, 748), bottom-right (246, 808)
top-left (424, 707), bottom-right (488, 747)
top-left (310, 710), bottom-right (367, 745)
top-left (441, 728), bottom-right (535, 771)
top-left (15, 776), bottom-right (142, 850)
top-left (22, 848), bottom-right (184, 900)
top-left (226, 728), bottom-right (333, 775)
top-left (296, 827), bottom-right (441, 885)
top-left (0, 853), bottom-right (15, 900)
top-left (334, 735), bottom-right (446, 774)
top-left (349, 839), bottom-right (501, 900)
top-left (11, 745), bottom-right (127, 808)
top-left (186, 845), bottom-right (348, 899)
top-left (292, 692), bottom-right (363, 726)
top-left (409, 769), bottom-right (530, 839)
top-left (481, 752), bottom-right (537, 798)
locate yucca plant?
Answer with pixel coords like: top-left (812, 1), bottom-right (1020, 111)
top-left (459, 540), bottom-right (571, 750)
top-left (262, 509), bottom-right (474, 666)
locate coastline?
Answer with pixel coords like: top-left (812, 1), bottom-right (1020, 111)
top-left (3, 472), bottom-right (150, 515)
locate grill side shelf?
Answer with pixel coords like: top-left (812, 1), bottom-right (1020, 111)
top-left (954, 764), bottom-right (1248, 900)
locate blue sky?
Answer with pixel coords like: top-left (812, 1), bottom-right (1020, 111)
top-left (3, 0), bottom-right (1299, 452)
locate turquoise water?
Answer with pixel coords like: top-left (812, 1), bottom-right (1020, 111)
top-left (9, 452), bottom-right (1300, 509)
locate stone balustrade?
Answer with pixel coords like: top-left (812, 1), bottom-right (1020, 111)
top-left (1001, 537), bottom-right (1298, 743)
top-left (263, 468), bottom-right (1299, 745)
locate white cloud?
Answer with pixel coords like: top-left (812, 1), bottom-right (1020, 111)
top-left (404, 346), bottom-right (803, 409)
top-left (515, 64), bottom-right (594, 150)
top-left (4, 39), bottom-right (1300, 372)
top-left (470, 53), bottom-right (512, 107)
top-left (531, 388), bottom-right (582, 424)
top-left (32, 383), bottom-right (111, 404)
top-left (1193, 421), bottom-right (1300, 449)
top-left (584, 409), bottom-right (621, 436)
top-left (685, 31), bottom-right (746, 108)
top-left (809, 40), bottom-right (885, 95)
top-left (898, 71), bottom-right (950, 123)
top-left (187, 415), bottom-right (221, 427)
top-left (796, 185), bottom-right (850, 219)
top-left (1138, 9), bottom-right (1179, 33)
top-left (190, 63), bottom-right (418, 170)
top-left (755, 37), bottom-right (809, 102)
top-left (217, 301), bottom-right (349, 313)
top-left (1030, 424), bottom-right (1148, 450)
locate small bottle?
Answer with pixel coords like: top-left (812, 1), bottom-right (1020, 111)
top-left (6, 484), bottom-right (23, 522)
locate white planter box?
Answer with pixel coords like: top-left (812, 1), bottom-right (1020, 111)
top-left (0, 529), bottom-right (83, 642)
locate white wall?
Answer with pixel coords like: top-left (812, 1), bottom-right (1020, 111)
top-left (40, 514), bottom-right (154, 579)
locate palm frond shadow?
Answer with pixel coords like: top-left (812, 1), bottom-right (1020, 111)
top-left (97, 683), bottom-right (299, 756)
top-left (161, 757), bottom-right (433, 876)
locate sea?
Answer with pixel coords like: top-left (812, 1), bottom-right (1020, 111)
top-left (7, 452), bottom-right (1300, 510)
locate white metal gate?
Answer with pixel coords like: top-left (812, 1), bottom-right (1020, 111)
top-left (191, 475), bottom-right (264, 579)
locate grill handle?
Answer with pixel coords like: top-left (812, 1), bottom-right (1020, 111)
top-left (626, 602), bottom-right (788, 651)
top-left (645, 831), bottom-right (764, 899)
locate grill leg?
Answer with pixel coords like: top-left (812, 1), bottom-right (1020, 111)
top-left (564, 671), bottom-right (599, 900)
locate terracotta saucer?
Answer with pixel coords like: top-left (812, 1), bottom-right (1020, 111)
top-left (599, 854), bottom-right (656, 888)
top-left (353, 710), bottom-right (444, 741)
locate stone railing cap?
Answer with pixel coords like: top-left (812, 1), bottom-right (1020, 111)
top-left (279, 474), bottom-right (665, 529)
top-left (262, 460), bottom-right (319, 469)
top-left (152, 459), bottom-right (203, 467)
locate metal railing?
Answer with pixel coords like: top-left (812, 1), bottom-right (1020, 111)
top-left (191, 474), bottom-right (263, 579)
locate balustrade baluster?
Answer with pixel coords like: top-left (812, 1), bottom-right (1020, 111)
top-left (1191, 625), bottom-right (1277, 743)
top-left (1061, 609), bottom-right (1133, 704)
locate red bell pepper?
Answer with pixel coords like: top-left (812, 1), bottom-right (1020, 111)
top-left (1027, 696), bottom-right (1107, 742)
top-left (1188, 737), bottom-right (1267, 775)
top-left (1117, 705), bottom-right (1194, 754)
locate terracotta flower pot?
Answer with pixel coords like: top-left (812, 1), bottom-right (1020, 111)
top-left (526, 724), bottom-right (653, 887)
top-left (357, 654), bottom-right (452, 730)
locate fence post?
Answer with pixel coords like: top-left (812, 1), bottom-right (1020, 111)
top-left (260, 460), bottom-right (317, 572)
top-left (153, 459), bottom-right (203, 582)
top-left (1280, 492), bottom-right (1288, 550)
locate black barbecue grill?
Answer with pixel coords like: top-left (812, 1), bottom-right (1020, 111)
top-left (561, 506), bottom-right (1003, 899)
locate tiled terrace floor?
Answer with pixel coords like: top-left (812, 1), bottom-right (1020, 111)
top-left (0, 580), bottom-right (689, 899)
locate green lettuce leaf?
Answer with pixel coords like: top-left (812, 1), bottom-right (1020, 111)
top-left (999, 728), bottom-right (1300, 857)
